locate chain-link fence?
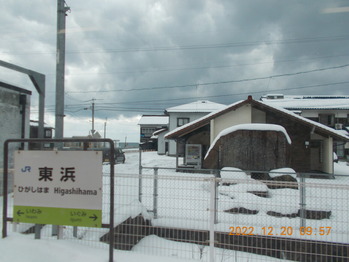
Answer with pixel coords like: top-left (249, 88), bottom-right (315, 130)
top-left (3, 151), bottom-right (349, 261)
top-left (127, 167), bottom-right (349, 261)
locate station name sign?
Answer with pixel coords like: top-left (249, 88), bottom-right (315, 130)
top-left (13, 151), bottom-right (103, 227)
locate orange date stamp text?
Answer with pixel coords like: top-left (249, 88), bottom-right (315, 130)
top-left (229, 226), bottom-right (332, 236)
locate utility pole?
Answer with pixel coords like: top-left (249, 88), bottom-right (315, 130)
top-left (104, 118), bottom-right (107, 147)
top-left (55, 0), bottom-right (70, 139)
top-left (104, 118), bottom-right (107, 139)
top-left (53, 0), bottom-right (70, 240)
top-left (84, 98), bottom-right (96, 136)
top-left (92, 99), bottom-right (95, 135)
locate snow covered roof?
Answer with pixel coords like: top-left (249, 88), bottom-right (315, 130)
top-left (205, 124), bottom-right (292, 159)
top-left (138, 115), bottom-right (169, 125)
top-left (165, 100), bottom-right (226, 113)
top-left (165, 100), bottom-right (243, 138)
top-left (165, 97), bottom-right (349, 141)
top-left (153, 128), bottom-right (168, 136)
top-left (215, 123), bottom-right (292, 144)
top-left (261, 95), bottom-right (349, 110)
top-left (30, 120), bottom-right (53, 128)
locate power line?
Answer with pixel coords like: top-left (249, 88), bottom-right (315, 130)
top-left (53, 53), bottom-right (349, 77)
top-left (2, 34), bottom-right (349, 56)
top-left (66, 64), bottom-right (349, 94)
top-left (26, 52), bottom-right (349, 83)
top-left (66, 34), bottom-right (349, 54)
top-left (33, 80), bottom-right (349, 114)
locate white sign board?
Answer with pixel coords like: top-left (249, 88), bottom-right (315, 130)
top-left (13, 150), bottom-right (103, 227)
top-left (185, 144), bottom-right (202, 168)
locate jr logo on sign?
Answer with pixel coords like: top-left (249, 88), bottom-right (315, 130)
top-left (21, 166), bottom-right (31, 173)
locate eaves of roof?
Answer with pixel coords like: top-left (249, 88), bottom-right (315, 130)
top-left (284, 106), bottom-right (349, 110)
top-left (165, 100), bottom-right (248, 139)
top-left (254, 101), bottom-right (349, 141)
top-left (165, 98), bottom-right (349, 142)
top-left (153, 128), bottom-right (168, 136)
top-left (0, 81), bottom-right (32, 95)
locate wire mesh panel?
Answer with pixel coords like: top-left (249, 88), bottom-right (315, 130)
top-left (121, 167), bottom-right (349, 261)
top-left (216, 168), bottom-right (349, 261)
top-left (3, 152), bottom-right (349, 261)
top-left (112, 169), bottom-right (212, 261)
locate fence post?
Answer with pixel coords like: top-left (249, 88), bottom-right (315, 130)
top-left (209, 177), bottom-right (216, 262)
top-left (34, 224), bottom-right (42, 239)
top-left (138, 148), bottom-right (143, 202)
top-left (2, 141), bottom-right (9, 238)
top-left (214, 170), bottom-right (219, 224)
top-left (299, 173), bottom-right (306, 229)
top-left (73, 226), bottom-right (78, 238)
top-left (153, 168), bottom-right (159, 219)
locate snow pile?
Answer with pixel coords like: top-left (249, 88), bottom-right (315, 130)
top-left (334, 161), bottom-right (349, 175)
top-left (218, 167), bottom-right (300, 215)
top-left (269, 168), bottom-right (297, 178)
top-left (219, 167), bottom-right (269, 192)
top-left (114, 200), bottom-right (152, 227)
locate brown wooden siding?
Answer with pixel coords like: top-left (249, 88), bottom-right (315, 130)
top-left (203, 130), bottom-right (290, 171)
top-left (265, 111), bottom-right (312, 172)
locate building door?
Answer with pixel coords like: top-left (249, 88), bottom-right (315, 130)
top-left (310, 140), bottom-right (323, 172)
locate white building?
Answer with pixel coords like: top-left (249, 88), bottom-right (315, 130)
top-left (164, 100), bottom-right (226, 156)
top-left (138, 115), bottom-right (169, 153)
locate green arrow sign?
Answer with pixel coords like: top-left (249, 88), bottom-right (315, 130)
top-left (13, 206), bottom-right (102, 228)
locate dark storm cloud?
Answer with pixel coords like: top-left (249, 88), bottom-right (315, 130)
top-left (1, 0), bottom-right (349, 135)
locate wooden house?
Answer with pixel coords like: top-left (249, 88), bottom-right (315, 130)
top-left (261, 94), bottom-right (349, 160)
top-left (165, 96), bottom-right (349, 174)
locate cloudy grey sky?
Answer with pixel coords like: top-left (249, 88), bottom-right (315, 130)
top-left (1, 0), bottom-right (349, 142)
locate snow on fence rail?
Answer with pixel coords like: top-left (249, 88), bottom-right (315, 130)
top-left (4, 168), bottom-right (349, 262)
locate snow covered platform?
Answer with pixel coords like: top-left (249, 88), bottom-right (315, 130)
top-left (100, 213), bottom-right (349, 261)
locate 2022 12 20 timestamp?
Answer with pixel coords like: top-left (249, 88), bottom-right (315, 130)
top-left (229, 226), bottom-right (332, 236)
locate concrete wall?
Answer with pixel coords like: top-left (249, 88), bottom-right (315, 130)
top-left (251, 107), bottom-right (266, 123)
top-left (0, 88), bottom-right (30, 195)
top-left (211, 104), bottom-right (252, 143)
top-left (157, 132), bottom-right (167, 155)
top-left (323, 137), bottom-right (333, 174)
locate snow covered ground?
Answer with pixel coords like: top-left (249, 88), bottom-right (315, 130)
top-left (1, 151), bottom-right (349, 261)
top-left (114, 152), bottom-right (349, 241)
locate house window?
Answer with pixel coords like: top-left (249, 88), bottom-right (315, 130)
top-left (177, 118), bottom-right (189, 127)
top-left (319, 114), bottom-right (335, 127)
top-left (335, 118), bottom-right (347, 125)
top-left (45, 129), bottom-right (52, 138)
top-left (141, 127), bottom-right (156, 137)
top-left (307, 117), bottom-right (319, 123)
top-left (334, 141), bottom-right (345, 158)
